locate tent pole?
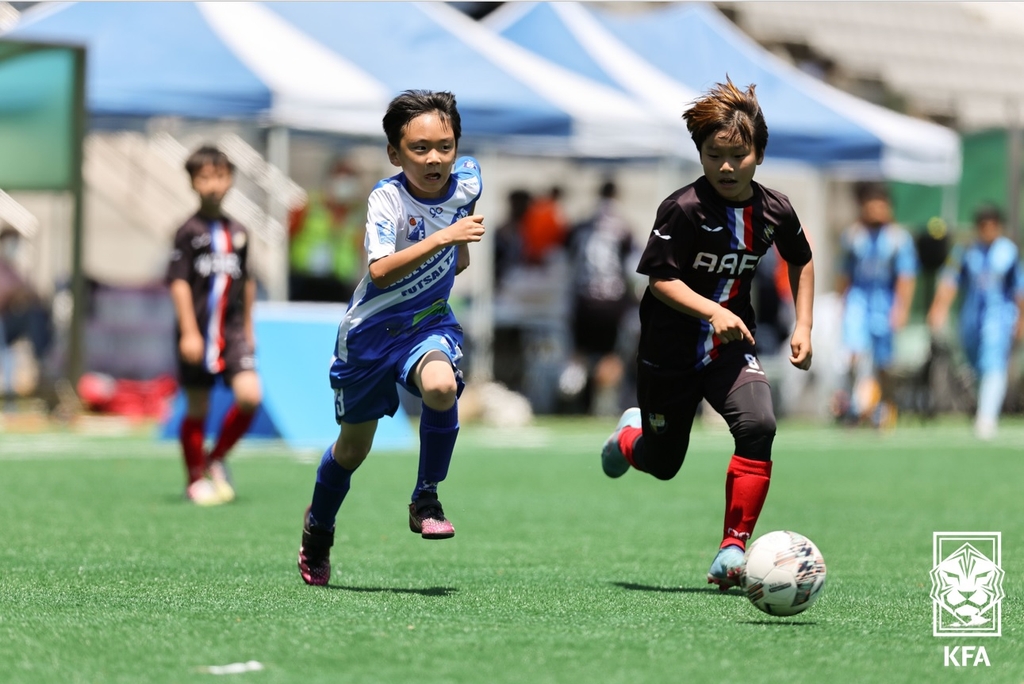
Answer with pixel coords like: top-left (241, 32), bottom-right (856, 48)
top-left (1008, 97), bottom-right (1022, 244)
top-left (940, 182), bottom-right (958, 231)
top-left (467, 148), bottom-right (497, 383)
top-left (265, 125), bottom-right (290, 301)
top-left (67, 45), bottom-right (87, 387)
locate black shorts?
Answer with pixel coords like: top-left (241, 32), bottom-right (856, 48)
top-left (177, 328), bottom-right (256, 389)
top-left (634, 342), bottom-right (775, 479)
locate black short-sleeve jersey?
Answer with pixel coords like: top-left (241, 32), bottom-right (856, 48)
top-left (636, 176), bottom-right (812, 371)
top-left (166, 213), bottom-right (250, 340)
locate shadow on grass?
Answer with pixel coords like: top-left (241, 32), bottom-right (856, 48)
top-left (327, 585), bottom-right (458, 597)
top-left (741, 619), bottom-right (818, 627)
top-left (611, 581), bottom-right (740, 596)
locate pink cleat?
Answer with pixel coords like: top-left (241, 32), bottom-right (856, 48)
top-left (298, 507), bottom-right (334, 586)
top-left (408, 494), bottom-right (455, 539)
top-left (185, 478), bottom-right (224, 506)
top-left (206, 460), bottom-right (235, 503)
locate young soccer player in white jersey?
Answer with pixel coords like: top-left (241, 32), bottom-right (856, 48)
top-left (600, 78), bottom-right (816, 591)
top-left (298, 90), bottom-right (485, 586)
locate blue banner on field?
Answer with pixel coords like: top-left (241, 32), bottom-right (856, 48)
top-left (158, 302), bottom-right (415, 451)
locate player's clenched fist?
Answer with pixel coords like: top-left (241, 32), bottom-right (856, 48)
top-left (444, 214), bottom-right (485, 245)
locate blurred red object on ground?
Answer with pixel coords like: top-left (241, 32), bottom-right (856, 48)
top-left (77, 372), bottom-right (178, 419)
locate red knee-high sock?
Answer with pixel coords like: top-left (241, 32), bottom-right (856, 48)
top-left (721, 455), bottom-right (772, 551)
top-left (209, 404), bottom-right (255, 461)
top-left (180, 416), bottom-right (207, 484)
top-left (617, 426), bottom-right (643, 469)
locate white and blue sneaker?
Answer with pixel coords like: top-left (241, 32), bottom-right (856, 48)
top-left (601, 407), bottom-right (641, 478)
top-left (707, 544), bottom-right (746, 591)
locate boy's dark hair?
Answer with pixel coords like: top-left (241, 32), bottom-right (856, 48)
top-left (382, 90), bottom-right (461, 149)
top-left (682, 76), bottom-right (768, 158)
top-left (854, 181), bottom-right (890, 205)
top-left (973, 202), bottom-right (1004, 225)
top-left (185, 145), bottom-right (234, 179)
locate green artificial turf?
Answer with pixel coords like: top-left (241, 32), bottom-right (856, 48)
top-left (0, 416), bottom-right (1021, 683)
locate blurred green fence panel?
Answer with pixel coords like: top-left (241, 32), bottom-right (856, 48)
top-left (891, 129), bottom-right (1020, 233)
top-left (0, 41), bottom-right (77, 190)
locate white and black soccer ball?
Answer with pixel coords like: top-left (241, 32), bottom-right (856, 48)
top-left (741, 530), bottom-right (827, 617)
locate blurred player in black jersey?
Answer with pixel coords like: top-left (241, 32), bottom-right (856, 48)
top-left (601, 78), bottom-right (815, 590)
top-left (167, 146), bottom-right (263, 506)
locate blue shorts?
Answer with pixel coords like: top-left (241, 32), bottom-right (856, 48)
top-left (842, 297), bottom-right (894, 369)
top-left (330, 326), bottom-right (464, 424)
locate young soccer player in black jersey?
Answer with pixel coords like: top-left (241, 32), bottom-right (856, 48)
top-left (167, 146), bottom-right (263, 506)
top-left (601, 78), bottom-right (815, 590)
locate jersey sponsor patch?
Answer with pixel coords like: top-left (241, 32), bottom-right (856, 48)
top-left (406, 216), bottom-right (426, 242)
top-left (692, 251), bottom-right (761, 275)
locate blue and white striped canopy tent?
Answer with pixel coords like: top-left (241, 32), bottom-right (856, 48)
top-left (485, 2), bottom-right (961, 185)
top-left (3, 1), bottom-right (678, 159)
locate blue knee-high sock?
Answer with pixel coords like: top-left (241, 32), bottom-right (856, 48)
top-left (413, 403), bottom-right (459, 501)
top-left (309, 445), bottom-right (354, 531)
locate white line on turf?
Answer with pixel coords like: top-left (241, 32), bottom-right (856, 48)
top-left (198, 660), bottom-right (264, 675)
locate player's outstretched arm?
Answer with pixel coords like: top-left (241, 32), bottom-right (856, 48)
top-left (243, 279), bottom-right (257, 349)
top-left (1014, 293), bottom-right (1024, 345)
top-left (891, 274), bottom-right (915, 331)
top-left (788, 259), bottom-right (814, 370)
top-left (369, 215), bottom-right (485, 289)
top-left (926, 280), bottom-right (957, 333)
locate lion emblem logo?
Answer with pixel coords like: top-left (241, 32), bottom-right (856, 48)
top-left (930, 540), bottom-right (1004, 636)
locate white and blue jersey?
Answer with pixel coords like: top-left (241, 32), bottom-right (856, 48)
top-left (329, 157), bottom-right (482, 423)
top-left (839, 222), bottom-right (918, 367)
top-left (941, 236), bottom-right (1024, 373)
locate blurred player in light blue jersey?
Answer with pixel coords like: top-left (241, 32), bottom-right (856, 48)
top-left (928, 204), bottom-right (1024, 439)
top-left (297, 90), bottom-right (486, 586)
top-left (836, 183), bottom-right (918, 428)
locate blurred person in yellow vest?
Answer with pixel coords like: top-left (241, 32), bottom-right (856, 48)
top-left (288, 158), bottom-right (367, 303)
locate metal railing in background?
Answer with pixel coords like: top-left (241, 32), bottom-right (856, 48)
top-left (0, 189), bottom-right (38, 238)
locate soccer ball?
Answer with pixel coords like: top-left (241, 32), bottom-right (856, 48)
top-left (741, 530), bottom-right (827, 617)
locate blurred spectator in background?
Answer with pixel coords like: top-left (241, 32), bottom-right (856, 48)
top-left (752, 245), bottom-right (795, 357)
top-left (494, 188), bottom-right (530, 292)
top-left (0, 225), bottom-right (53, 397)
top-left (288, 157), bottom-right (367, 303)
top-left (834, 182), bottom-right (918, 429)
top-left (915, 216), bottom-right (952, 309)
top-left (520, 184), bottom-right (568, 265)
top-left (927, 204), bottom-right (1024, 439)
top-left (559, 179), bottom-right (638, 416)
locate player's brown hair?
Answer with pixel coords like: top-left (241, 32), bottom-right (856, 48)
top-left (184, 145), bottom-right (235, 180)
top-left (682, 76), bottom-right (768, 158)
